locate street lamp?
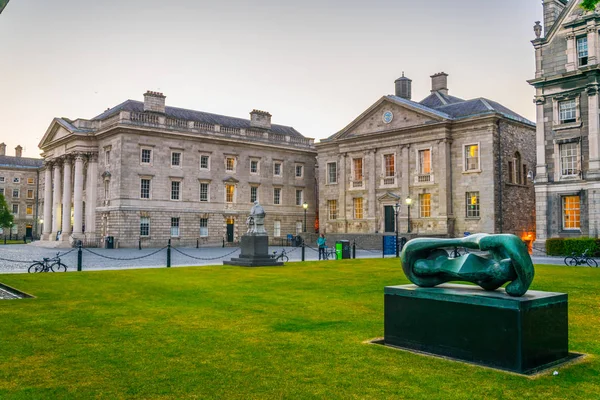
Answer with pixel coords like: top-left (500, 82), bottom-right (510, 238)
top-left (405, 196), bottom-right (412, 233)
top-left (8, 221), bottom-right (13, 241)
top-left (302, 202), bottom-right (308, 233)
top-left (394, 202), bottom-right (400, 257)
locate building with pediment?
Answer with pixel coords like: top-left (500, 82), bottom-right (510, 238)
top-left (37, 91), bottom-right (316, 247)
top-left (529, 0), bottom-right (600, 247)
top-left (316, 73), bottom-right (536, 241)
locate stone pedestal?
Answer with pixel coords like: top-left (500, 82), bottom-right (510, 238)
top-left (384, 284), bottom-right (571, 374)
top-left (223, 234), bottom-right (283, 267)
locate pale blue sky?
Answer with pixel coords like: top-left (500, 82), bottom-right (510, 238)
top-left (0, 0), bottom-right (543, 157)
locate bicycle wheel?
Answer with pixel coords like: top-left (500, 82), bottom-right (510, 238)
top-left (282, 255), bottom-right (289, 263)
top-left (28, 262), bottom-right (45, 273)
top-left (50, 262), bottom-right (68, 272)
top-left (565, 257), bottom-right (577, 267)
top-left (586, 258), bottom-right (598, 267)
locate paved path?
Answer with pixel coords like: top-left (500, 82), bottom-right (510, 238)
top-left (0, 243), bottom-right (579, 274)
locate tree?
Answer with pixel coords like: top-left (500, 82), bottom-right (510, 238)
top-left (582, 0), bottom-right (600, 11)
top-left (0, 193), bottom-right (13, 232)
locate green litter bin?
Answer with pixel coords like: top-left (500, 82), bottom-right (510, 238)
top-left (335, 241), bottom-right (343, 260)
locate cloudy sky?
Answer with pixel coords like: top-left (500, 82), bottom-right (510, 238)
top-left (0, 0), bottom-right (543, 158)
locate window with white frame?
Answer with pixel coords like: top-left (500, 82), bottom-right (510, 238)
top-left (0, 176), bottom-right (5, 183)
top-left (273, 220), bottom-right (281, 237)
top-left (328, 200), bottom-right (337, 220)
top-left (104, 180), bottom-right (110, 199)
top-left (200, 218), bottom-right (208, 237)
top-left (466, 192), bottom-right (480, 218)
top-left (559, 100), bottom-right (577, 124)
top-left (200, 182), bottom-right (209, 202)
top-left (419, 149), bottom-right (431, 174)
top-left (171, 151), bottom-right (182, 167)
top-left (560, 142), bottom-right (578, 176)
top-left (577, 36), bottom-right (588, 66)
top-left (105, 149), bottom-right (111, 165)
top-left (273, 188), bottom-right (281, 205)
top-left (295, 189), bottom-right (303, 206)
top-left (170, 217), bottom-right (180, 237)
top-left (250, 186), bottom-right (258, 203)
top-left (12, 189), bottom-right (19, 198)
top-left (225, 157), bottom-right (235, 172)
top-left (200, 155), bottom-right (210, 170)
top-left (353, 197), bottom-right (363, 219)
top-left (141, 148), bottom-right (152, 164)
top-left (353, 158), bottom-right (363, 181)
top-left (12, 204), bottom-right (18, 215)
top-left (140, 179), bottom-right (151, 199)
top-left (26, 205), bottom-right (33, 216)
top-left (26, 189), bottom-right (34, 199)
top-left (27, 178), bottom-right (35, 185)
top-left (140, 217), bottom-right (150, 236)
top-left (273, 162), bottom-right (282, 176)
top-left (13, 177), bottom-right (20, 184)
top-left (419, 193), bottom-right (431, 218)
top-left (250, 159), bottom-right (259, 174)
top-left (226, 184), bottom-right (235, 203)
top-left (296, 221), bottom-right (302, 234)
top-left (11, 224), bottom-right (17, 234)
top-left (464, 144), bottom-right (479, 171)
top-left (384, 154), bottom-right (395, 177)
top-left (563, 195), bottom-right (580, 230)
top-left (327, 162), bottom-right (337, 184)
top-left (171, 181), bottom-right (181, 201)
top-left (295, 164), bottom-right (303, 178)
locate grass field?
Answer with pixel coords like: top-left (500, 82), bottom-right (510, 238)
top-left (1, 260), bottom-right (599, 399)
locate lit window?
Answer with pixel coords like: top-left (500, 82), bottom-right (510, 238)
top-left (328, 200), bottom-right (338, 220)
top-left (226, 157), bottom-right (235, 172)
top-left (27, 178), bottom-right (35, 185)
top-left (466, 192), bottom-right (480, 218)
top-left (577, 36), bottom-right (588, 66)
top-left (250, 186), bottom-right (258, 203)
top-left (200, 218), bottom-right (208, 237)
top-left (200, 183), bottom-right (209, 202)
top-left (274, 162), bottom-right (282, 176)
top-left (250, 160), bottom-right (259, 174)
top-left (419, 150), bottom-right (431, 174)
top-left (12, 189), bottom-right (19, 198)
top-left (464, 144), bottom-right (479, 171)
top-left (295, 164), bottom-right (303, 178)
top-left (273, 188), bottom-right (281, 205)
top-left (327, 162), bottom-right (337, 184)
top-left (353, 197), bottom-right (363, 219)
top-left (559, 100), bottom-right (577, 124)
top-left (26, 205), bottom-right (33, 215)
top-left (171, 152), bottom-right (182, 167)
top-left (26, 189), bottom-right (34, 199)
top-left (171, 181), bottom-right (181, 201)
top-left (273, 220), bottom-right (281, 237)
top-left (170, 217), bottom-right (180, 237)
top-left (140, 179), bottom-right (151, 199)
top-left (296, 189), bottom-right (303, 206)
top-left (563, 196), bottom-right (580, 230)
top-left (419, 193), bottom-right (431, 218)
top-left (384, 154), bottom-right (395, 177)
top-left (141, 149), bottom-right (152, 164)
top-left (140, 217), bottom-right (150, 236)
top-left (353, 158), bottom-right (363, 181)
top-left (200, 155), bottom-right (210, 170)
top-left (226, 184), bottom-right (235, 203)
top-left (560, 143), bottom-right (578, 176)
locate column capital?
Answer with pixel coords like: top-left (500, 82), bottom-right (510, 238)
top-left (534, 96), bottom-right (546, 105)
top-left (74, 153), bottom-right (85, 162)
top-left (62, 155), bottom-right (73, 165)
top-left (566, 33), bottom-right (575, 41)
top-left (86, 152), bottom-right (99, 163)
top-left (587, 85), bottom-right (600, 96)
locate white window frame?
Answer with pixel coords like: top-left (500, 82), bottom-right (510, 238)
top-left (419, 193), bottom-right (431, 218)
top-left (13, 177), bottom-right (20, 184)
top-left (199, 182), bottom-right (210, 202)
top-left (171, 151), bottom-right (182, 168)
top-left (170, 217), bottom-right (180, 237)
top-left (553, 96), bottom-right (581, 128)
top-left (295, 189), bottom-right (303, 206)
top-left (463, 143), bottom-right (481, 173)
top-left (273, 187), bottom-right (282, 205)
top-left (200, 154), bottom-right (211, 171)
top-left (417, 148), bottom-right (432, 174)
top-left (250, 186), bottom-right (258, 203)
top-left (12, 204), bottom-right (18, 215)
top-left (26, 189), bottom-right (34, 199)
top-left (326, 162), bottom-right (337, 184)
top-left (559, 142), bottom-right (579, 177)
top-left (27, 177), bottom-right (35, 185)
top-left (225, 156), bottom-right (236, 173)
top-left (140, 217), bottom-right (150, 237)
top-left (382, 153), bottom-right (396, 178)
top-left (140, 178), bottom-right (152, 199)
top-left (26, 205), bottom-right (33, 216)
top-left (562, 195), bottom-right (581, 231)
top-left (170, 180), bottom-right (182, 201)
top-left (296, 221), bottom-right (303, 234)
top-left (295, 163), bottom-right (304, 178)
top-left (12, 189), bottom-right (19, 198)
top-left (140, 148), bottom-right (153, 165)
top-left (273, 220), bottom-right (281, 237)
top-left (577, 36), bottom-right (588, 67)
top-left (466, 191), bottom-right (480, 218)
top-left (225, 184), bottom-right (236, 204)
top-left (273, 161), bottom-right (283, 177)
top-left (0, 176), bottom-right (5, 183)
top-left (328, 199), bottom-right (338, 220)
top-left (250, 159), bottom-right (260, 175)
top-left (200, 218), bottom-right (209, 237)
top-left (353, 197), bottom-right (363, 219)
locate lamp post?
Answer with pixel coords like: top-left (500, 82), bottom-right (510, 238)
top-left (405, 196), bottom-right (412, 234)
top-left (302, 202), bottom-right (308, 233)
top-left (394, 202), bottom-right (400, 257)
top-left (8, 221), bottom-right (13, 240)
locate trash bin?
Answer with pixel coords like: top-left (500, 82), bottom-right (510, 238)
top-left (335, 240), bottom-right (351, 259)
top-left (105, 236), bottom-right (114, 249)
top-left (295, 235), bottom-right (303, 247)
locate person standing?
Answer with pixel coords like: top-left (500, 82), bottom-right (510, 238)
top-left (317, 233), bottom-right (326, 260)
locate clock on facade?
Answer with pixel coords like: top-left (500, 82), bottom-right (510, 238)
top-left (383, 111), bottom-right (393, 124)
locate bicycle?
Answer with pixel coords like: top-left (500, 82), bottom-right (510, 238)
top-left (271, 249), bottom-right (289, 263)
top-left (564, 249), bottom-right (598, 267)
top-left (28, 253), bottom-right (68, 273)
top-left (322, 246), bottom-right (336, 260)
top-left (450, 247), bottom-right (470, 258)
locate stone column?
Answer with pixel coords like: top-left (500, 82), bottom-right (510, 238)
top-left (588, 86), bottom-right (600, 176)
top-left (367, 150), bottom-right (377, 224)
top-left (437, 139), bottom-right (451, 218)
top-left (73, 154), bottom-right (85, 235)
top-left (42, 163), bottom-right (53, 240)
top-left (51, 162), bottom-right (62, 238)
top-left (338, 153), bottom-right (347, 226)
top-left (85, 154), bottom-right (98, 237)
top-left (587, 23), bottom-right (598, 66)
top-left (401, 145), bottom-right (410, 232)
top-left (535, 97), bottom-right (548, 183)
top-left (566, 33), bottom-right (576, 72)
top-left (533, 41), bottom-right (544, 78)
top-left (61, 157), bottom-right (73, 240)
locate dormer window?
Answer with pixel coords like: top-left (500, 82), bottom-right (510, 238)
top-left (577, 36), bottom-right (588, 67)
top-left (559, 100), bottom-right (577, 124)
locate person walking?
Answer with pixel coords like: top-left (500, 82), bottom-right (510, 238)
top-left (317, 233), bottom-right (327, 260)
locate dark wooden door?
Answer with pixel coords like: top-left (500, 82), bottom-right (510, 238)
top-left (227, 223), bottom-right (234, 242)
top-left (384, 206), bottom-right (395, 233)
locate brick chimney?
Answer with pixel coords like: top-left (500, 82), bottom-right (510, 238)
top-left (143, 91), bottom-right (166, 113)
top-left (0, 142), bottom-right (5, 156)
top-left (543, 0), bottom-right (566, 33)
top-left (250, 109), bottom-right (272, 129)
top-left (15, 145), bottom-right (22, 158)
top-left (431, 72), bottom-right (449, 96)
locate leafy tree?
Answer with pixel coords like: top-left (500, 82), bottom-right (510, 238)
top-left (582, 0), bottom-right (600, 11)
top-left (0, 193), bottom-right (13, 231)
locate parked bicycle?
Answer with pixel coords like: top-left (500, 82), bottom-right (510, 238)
top-left (564, 249), bottom-right (598, 267)
top-left (271, 249), bottom-right (289, 263)
top-left (322, 246), bottom-right (336, 260)
top-left (28, 253), bottom-right (68, 273)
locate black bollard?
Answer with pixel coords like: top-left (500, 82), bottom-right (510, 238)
top-left (167, 239), bottom-right (171, 268)
top-left (222, 238), bottom-right (225, 248)
top-left (23, 235), bottom-right (26, 244)
top-left (301, 239), bottom-right (305, 262)
top-left (196, 238), bottom-right (199, 249)
top-left (77, 242), bottom-right (83, 272)
top-left (139, 239), bottom-right (142, 251)
top-left (353, 240), bottom-right (356, 259)
top-left (3, 236), bottom-right (6, 245)
top-left (382, 236), bottom-right (385, 258)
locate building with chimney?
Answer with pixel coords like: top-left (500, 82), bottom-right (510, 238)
top-left (0, 143), bottom-right (44, 239)
top-left (316, 73), bottom-right (536, 244)
top-left (37, 91), bottom-right (316, 248)
top-left (528, 0), bottom-right (600, 248)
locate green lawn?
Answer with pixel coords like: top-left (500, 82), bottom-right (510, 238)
top-left (1, 260), bottom-right (599, 399)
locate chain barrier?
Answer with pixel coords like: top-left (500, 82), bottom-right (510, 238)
top-left (0, 247), bottom-right (78, 264)
top-left (57, 248), bottom-right (78, 258)
top-left (279, 246), bottom-right (300, 255)
top-left (0, 255), bottom-right (35, 264)
top-left (172, 247), bottom-right (240, 261)
top-left (82, 246), bottom-right (167, 261)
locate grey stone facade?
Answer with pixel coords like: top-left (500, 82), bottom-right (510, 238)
top-left (317, 73), bottom-right (536, 241)
top-left (529, 0), bottom-right (600, 248)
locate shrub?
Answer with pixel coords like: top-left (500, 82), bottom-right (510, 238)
top-left (546, 237), bottom-right (599, 256)
top-left (545, 238), bottom-right (564, 256)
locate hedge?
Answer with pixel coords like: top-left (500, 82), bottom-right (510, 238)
top-left (545, 237), bottom-right (600, 256)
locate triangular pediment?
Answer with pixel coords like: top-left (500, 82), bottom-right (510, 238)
top-left (38, 119), bottom-right (76, 149)
top-left (330, 96), bottom-right (449, 141)
top-left (377, 192), bottom-right (401, 202)
top-left (223, 177), bottom-right (240, 183)
top-left (543, 1), bottom-right (589, 43)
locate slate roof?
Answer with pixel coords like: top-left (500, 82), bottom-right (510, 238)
top-left (0, 155), bottom-right (43, 169)
top-left (419, 92), bottom-right (465, 108)
top-left (92, 100), bottom-right (305, 138)
top-left (432, 98), bottom-right (534, 126)
top-left (385, 95), bottom-right (453, 120)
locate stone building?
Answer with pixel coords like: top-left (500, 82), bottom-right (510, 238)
top-left (528, 0), bottom-right (600, 248)
top-left (317, 73), bottom-right (536, 242)
top-left (37, 91), bottom-right (316, 248)
top-left (0, 143), bottom-right (43, 239)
